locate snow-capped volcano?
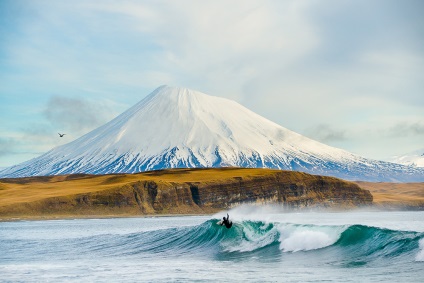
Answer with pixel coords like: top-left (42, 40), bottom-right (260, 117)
top-left (1, 86), bottom-right (423, 182)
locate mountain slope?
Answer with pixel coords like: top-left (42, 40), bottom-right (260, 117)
top-left (388, 149), bottom-right (424, 168)
top-left (1, 86), bottom-right (423, 182)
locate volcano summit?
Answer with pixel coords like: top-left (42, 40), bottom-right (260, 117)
top-left (1, 86), bottom-right (423, 181)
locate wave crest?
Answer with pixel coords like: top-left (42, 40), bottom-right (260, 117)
top-left (69, 219), bottom-right (423, 263)
top-left (279, 227), bottom-right (341, 252)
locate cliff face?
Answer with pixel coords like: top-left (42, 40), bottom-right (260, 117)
top-left (0, 168), bottom-right (373, 218)
top-left (189, 173), bottom-right (373, 210)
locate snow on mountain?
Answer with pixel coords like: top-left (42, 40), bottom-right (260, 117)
top-left (1, 85), bottom-right (423, 182)
top-left (388, 149), bottom-right (424, 168)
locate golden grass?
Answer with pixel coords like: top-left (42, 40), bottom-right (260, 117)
top-left (0, 168), bottom-right (285, 208)
top-left (354, 181), bottom-right (424, 207)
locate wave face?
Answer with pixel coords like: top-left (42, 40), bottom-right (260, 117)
top-left (125, 220), bottom-right (424, 262)
top-left (16, 219), bottom-right (418, 263)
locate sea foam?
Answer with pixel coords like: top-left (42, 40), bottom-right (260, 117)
top-left (278, 225), bottom-right (342, 252)
top-left (416, 238), bottom-right (424, 261)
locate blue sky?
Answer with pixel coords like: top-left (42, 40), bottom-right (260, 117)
top-left (0, 0), bottom-right (423, 167)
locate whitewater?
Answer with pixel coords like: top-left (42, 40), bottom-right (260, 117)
top-left (1, 209), bottom-right (423, 282)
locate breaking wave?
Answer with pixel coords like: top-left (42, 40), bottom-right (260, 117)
top-left (24, 219), bottom-right (420, 264)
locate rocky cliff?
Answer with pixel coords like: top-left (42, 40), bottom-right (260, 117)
top-left (0, 168), bottom-right (373, 219)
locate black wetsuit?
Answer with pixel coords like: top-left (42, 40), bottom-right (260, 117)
top-left (222, 214), bottom-right (233, 229)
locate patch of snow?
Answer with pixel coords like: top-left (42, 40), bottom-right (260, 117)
top-left (388, 149), bottom-right (424, 168)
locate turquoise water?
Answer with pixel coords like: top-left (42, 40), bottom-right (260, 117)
top-left (1, 209), bottom-right (423, 282)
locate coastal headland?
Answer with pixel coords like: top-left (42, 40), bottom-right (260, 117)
top-left (0, 167), bottom-right (378, 220)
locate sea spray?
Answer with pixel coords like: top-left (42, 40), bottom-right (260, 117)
top-left (416, 238), bottom-right (424, 261)
top-left (278, 224), bottom-right (342, 252)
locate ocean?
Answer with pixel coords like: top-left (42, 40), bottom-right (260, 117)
top-left (1, 208), bottom-right (423, 282)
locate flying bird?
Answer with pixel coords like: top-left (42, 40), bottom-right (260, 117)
top-left (58, 133), bottom-right (66, 137)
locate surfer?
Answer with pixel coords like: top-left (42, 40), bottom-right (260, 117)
top-left (220, 213), bottom-right (232, 229)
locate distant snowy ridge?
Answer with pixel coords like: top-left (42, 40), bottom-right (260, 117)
top-left (1, 85), bottom-right (423, 182)
top-left (388, 149), bottom-right (424, 168)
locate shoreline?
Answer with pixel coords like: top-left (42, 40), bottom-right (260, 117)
top-left (1, 204), bottom-right (422, 223)
top-left (0, 213), bottom-right (213, 223)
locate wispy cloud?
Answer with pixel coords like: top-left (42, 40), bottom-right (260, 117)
top-left (305, 124), bottom-right (347, 143)
top-left (0, 138), bottom-right (15, 157)
top-left (387, 121), bottom-right (424, 137)
top-left (42, 95), bottom-right (122, 136)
